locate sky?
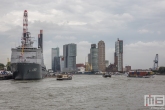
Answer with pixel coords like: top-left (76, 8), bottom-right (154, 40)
top-left (0, 0), bottom-right (165, 69)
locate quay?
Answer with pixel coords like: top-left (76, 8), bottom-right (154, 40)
top-left (0, 74), bottom-right (13, 80)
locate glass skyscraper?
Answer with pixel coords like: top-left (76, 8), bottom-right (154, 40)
top-left (90, 44), bottom-right (98, 72)
top-left (115, 38), bottom-right (123, 72)
top-left (51, 47), bottom-right (59, 72)
top-left (63, 43), bottom-right (77, 72)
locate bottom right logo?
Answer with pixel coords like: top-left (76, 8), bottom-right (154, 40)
top-left (144, 95), bottom-right (165, 107)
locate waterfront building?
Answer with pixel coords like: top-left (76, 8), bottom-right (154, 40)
top-left (63, 43), bottom-right (77, 72)
top-left (125, 66), bottom-right (131, 72)
top-left (51, 47), bottom-right (59, 72)
top-left (88, 53), bottom-right (91, 66)
top-left (60, 56), bottom-right (64, 72)
top-left (105, 60), bottom-right (109, 67)
top-left (54, 57), bottom-right (60, 72)
top-left (76, 63), bottom-right (85, 73)
top-left (86, 53), bottom-right (92, 71)
top-left (106, 63), bottom-right (117, 72)
top-left (90, 44), bottom-right (98, 72)
top-left (54, 56), bottom-right (65, 72)
top-left (115, 38), bottom-right (123, 72)
top-left (98, 40), bottom-right (106, 72)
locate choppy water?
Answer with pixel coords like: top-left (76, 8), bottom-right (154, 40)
top-left (0, 75), bottom-right (164, 110)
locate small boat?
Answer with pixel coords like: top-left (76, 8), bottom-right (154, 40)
top-left (128, 70), bottom-right (154, 78)
top-left (56, 74), bottom-right (72, 80)
top-left (143, 75), bottom-right (155, 78)
top-left (102, 73), bottom-right (111, 78)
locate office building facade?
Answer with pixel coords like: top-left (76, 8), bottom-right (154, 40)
top-left (60, 56), bottom-right (64, 72)
top-left (125, 66), bottom-right (131, 72)
top-left (90, 44), bottom-right (98, 72)
top-left (98, 40), bottom-right (106, 72)
top-left (115, 38), bottom-right (123, 72)
top-left (63, 43), bottom-right (77, 72)
top-left (88, 53), bottom-right (91, 65)
top-left (51, 47), bottom-right (59, 72)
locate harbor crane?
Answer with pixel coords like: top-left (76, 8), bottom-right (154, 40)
top-left (153, 54), bottom-right (158, 70)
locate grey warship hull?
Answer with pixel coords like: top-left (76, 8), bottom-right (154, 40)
top-left (11, 63), bottom-right (47, 80)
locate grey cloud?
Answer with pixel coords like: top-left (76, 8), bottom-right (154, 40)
top-left (0, 0), bottom-right (165, 69)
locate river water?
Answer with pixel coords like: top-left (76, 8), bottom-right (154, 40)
top-left (0, 75), bottom-right (164, 110)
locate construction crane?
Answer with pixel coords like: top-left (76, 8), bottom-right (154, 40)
top-left (153, 54), bottom-right (158, 70)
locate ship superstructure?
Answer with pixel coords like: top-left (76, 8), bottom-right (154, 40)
top-left (10, 10), bottom-right (47, 80)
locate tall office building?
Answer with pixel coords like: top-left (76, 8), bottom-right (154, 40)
top-left (90, 44), bottom-right (98, 72)
top-left (115, 38), bottom-right (123, 72)
top-left (60, 56), bottom-right (64, 72)
top-left (51, 47), bottom-right (59, 72)
top-left (54, 57), bottom-right (60, 72)
top-left (88, 53), bottom-right (91, 65)
top-left (63, 43), bottom-right (77, 72)
top-left (98, 40), bottom-right (105, 72)
top-left (54, 56), bottom-right (64, 72)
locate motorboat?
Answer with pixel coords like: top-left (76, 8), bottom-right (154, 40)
top-left (56, 74), bottom-right (72, 80)
top-left (102, 73), bottom-right (111, 78)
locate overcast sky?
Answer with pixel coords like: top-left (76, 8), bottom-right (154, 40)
top-left (0, 0), bottom-right (165, 69)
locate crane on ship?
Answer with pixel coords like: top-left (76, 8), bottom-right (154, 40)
top-left (21, 10), bottom-right (28, 59)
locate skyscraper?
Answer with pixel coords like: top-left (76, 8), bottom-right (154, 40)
top-left (115, 38), bottom-right (123, 72)
top-left (60, 56), bottom-right (64, 72)
top-left (54, 57), bottom-right (60, 72)
top-left (88, 53), bottom-right (91, 65)
top-left (98, 40), bottom-right (105, 72)
top-left (54, 56), bottom-right (64, 72)
top-left (63, 43), bottom-right (77, 72)
top-left (51, 47), bottom-right (59, 72)
top-left (90, 44), bottom-right (98, 72)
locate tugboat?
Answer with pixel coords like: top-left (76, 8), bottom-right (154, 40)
top-left (102, 73), bottom-right (111, 78)
top-left (56, 73), bottom-right (72, 80)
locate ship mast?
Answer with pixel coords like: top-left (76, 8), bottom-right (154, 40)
top-left (21, 10), bottom-right (28, 57)
top-left (23, 10), bottom-right (28, 41)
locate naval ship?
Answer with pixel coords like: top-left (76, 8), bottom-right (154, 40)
top-left (10, 10), bottom-right (47, 80)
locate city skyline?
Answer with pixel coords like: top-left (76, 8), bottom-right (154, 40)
top-left (0, 0), bottom-right (165, 69)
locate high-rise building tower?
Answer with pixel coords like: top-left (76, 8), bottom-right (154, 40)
top-left (88, 53), bottom-right (91, 65)
top-left (90, 44), bottom-right (98, 72)
top-left (115, 38), bottom-right (123, 72)
top-left (51, 47), bottom-right (59, 72)
top-left (63, 43), bottom-right (77, 72)
top-left (98, 40), bottom-right (105, 72)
